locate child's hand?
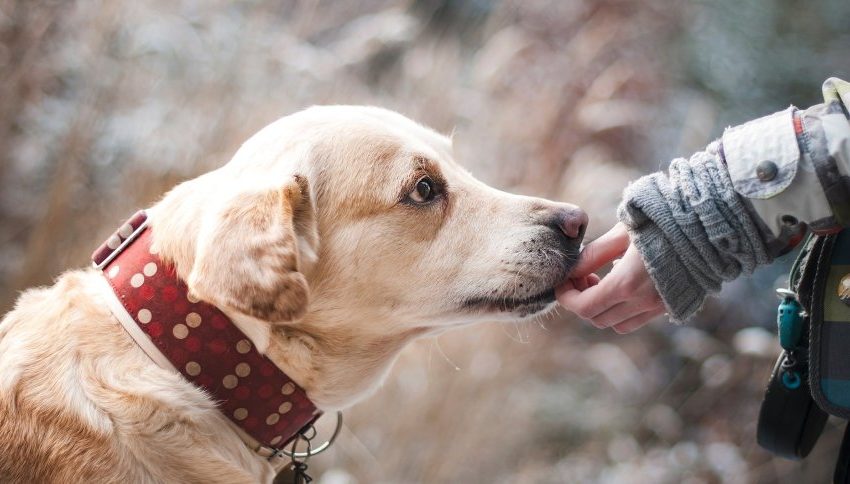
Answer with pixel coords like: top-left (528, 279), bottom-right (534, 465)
top-left (557, 223), bottom-right (665, 334)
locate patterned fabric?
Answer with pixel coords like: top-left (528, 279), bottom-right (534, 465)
top-left (810, 229), bottom-right (850, 418)
top-left (802, 78), bottom-right (850, 230)
top-left (94, 211), bottom-right (320, 450)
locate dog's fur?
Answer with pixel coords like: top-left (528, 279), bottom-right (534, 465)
top-left (0, 106), bottom-right (584, 483)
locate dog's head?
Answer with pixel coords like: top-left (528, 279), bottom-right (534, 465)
top-left (157, 106), bottom-right (586, 332)
top-left (151, 106), bottom-right (586, 406)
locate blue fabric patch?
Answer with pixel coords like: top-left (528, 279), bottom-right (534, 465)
top-left (822, 378), bottom-right (850, 408)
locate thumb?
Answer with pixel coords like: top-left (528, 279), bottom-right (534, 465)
top-left (571, 223), bottom-right (630, 277)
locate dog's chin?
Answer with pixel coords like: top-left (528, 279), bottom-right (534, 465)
top-left (461, 288), bottom-right (557, 319)
top-left (462, 258), bottom-right (580, 319)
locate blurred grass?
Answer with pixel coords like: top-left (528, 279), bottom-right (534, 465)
top-left (1, 1), bottom-right (849, 483)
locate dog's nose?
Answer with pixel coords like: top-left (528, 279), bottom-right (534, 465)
top-left (546, 205), bottom-right (588, 241)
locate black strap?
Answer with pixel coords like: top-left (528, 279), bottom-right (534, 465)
top-left (756, 232), bottom-right (829, 459)
top-left (836, 422), bottom-right (850, 484)
top-left (793, 233), bottom-right (824, 311)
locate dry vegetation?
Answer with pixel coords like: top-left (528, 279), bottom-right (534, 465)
top-left (1, 1), bottom-right (848, 483)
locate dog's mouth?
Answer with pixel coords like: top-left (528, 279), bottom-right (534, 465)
top-left (461, 288), bottom-right (557, 316)
top-left (459, 240), bottom-right (579, 318)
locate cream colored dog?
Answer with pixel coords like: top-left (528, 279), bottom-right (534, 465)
top-left (0, 106), bottom-right (586, 483)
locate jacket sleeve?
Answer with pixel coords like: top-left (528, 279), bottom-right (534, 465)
top-left (617, 78), bottom-right (850, 322)
top-left (725, 78), bottom-right (850, 238)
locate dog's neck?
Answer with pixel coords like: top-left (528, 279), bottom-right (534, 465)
top-left (215, 303), bottom-right (426, 411)
top-left (265, 311), bottom-right (431, 410)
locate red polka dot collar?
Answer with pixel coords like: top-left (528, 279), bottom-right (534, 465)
top-left (92, 210), bottom-right (321, 454)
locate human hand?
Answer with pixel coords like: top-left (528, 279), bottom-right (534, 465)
top-left (557, 223), bottom-right (665, 334)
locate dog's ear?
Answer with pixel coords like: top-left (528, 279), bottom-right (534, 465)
top-left (187, 175), bottom-right (317, 323)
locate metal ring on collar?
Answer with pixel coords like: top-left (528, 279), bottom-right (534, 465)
top-left (279, 412), bottom-right (343, 459)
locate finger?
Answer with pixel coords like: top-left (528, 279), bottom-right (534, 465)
top-left (571, 223), bottom-right (630, 277)
top-left (557, 273), bottom-right (600, 295)
top-left (572, 277), bottom-right (589, 291)
top-left (611, 308), bottom-right (665, 334)
top-left (590, 285), bottom-right (664, 327)
top-left (590, 300), bottom-right (646, 328)
top-left (557, 279), bottom-right (623, 320)
top-left (569, 273), bottom-right (600, 291)
top-left (559, 279), bottom-right (577, 292)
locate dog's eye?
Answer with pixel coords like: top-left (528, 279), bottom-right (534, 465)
top-left (409, 176), bottom-right (435, 203)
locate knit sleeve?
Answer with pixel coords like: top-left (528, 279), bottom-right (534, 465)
top-left (617, 141), bottom-right (774, 322)
top-left (618, 79), bottom-right (850, 321)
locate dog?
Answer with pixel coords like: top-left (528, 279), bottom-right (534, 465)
top-left (0, 106), bottom-right (586, 483)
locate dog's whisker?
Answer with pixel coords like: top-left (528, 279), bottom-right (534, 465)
top-left (534, 312), bottom-right (548, 331)
top-left (433, 335), bottom-right (460, 371)
top-left (499, 321), bottom-right (524, 343)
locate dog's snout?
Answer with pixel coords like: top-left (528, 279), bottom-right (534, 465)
top-left (545, 205), bottom-right (587, 241)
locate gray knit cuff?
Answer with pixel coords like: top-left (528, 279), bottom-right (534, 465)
top-left (618, 176), bottom-right (708, 322)
top-left (618, 178), bottom-right (708, 322)
top-left (617, 143), bottom-right (773, 322)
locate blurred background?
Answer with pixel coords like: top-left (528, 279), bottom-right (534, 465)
top-left (1, 0), bottom-right (849, 482)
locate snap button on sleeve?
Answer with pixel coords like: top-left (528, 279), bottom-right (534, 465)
top-left (722, 106), bottom-right (799, 199)
top-left (756, 160), bottom-right (779, 182)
